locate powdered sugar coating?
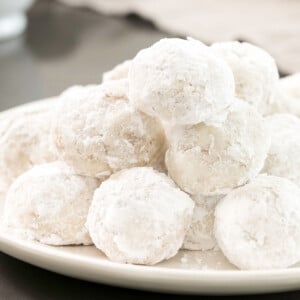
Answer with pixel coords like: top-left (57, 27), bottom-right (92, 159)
top-left (101, 78), bottom-right (129, 101)
top-left (262, 114), bottom-right (300, 186)
top-left (215, 175), bottom-right (300, 270)
top-left (102, 60), bottom-right (131, 82)
top-left (183, 194), bottom-right (223, 251)
top-left (129, 38), bottom-right (235, 125)
top-left (0, 177), bottom-right (9, 214)
top-left (87, 167), bottom-right (194, 265)
top-left (212, 41), bottom-right (279, 114)
top-left (166, 100), bottom-right (270, 195)
top-left (3, 162), bottom-right (99, 245)
top-left (54, 83), bottom-right (166, 178)
top-left (0, 100), bottom-right (58, 185)
top-left (267, 73), bottom-right (300, 117)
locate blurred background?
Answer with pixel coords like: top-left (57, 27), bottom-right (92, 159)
top-left (0, 0), bottom-right (299, 110)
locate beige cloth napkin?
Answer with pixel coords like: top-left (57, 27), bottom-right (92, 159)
top-left (60, 0), bottom-right (300, 73)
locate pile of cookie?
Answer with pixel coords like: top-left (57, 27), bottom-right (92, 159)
top-left (1, 38), bottom-right (300, 270)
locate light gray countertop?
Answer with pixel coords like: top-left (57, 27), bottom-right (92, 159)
top-left (0, 0), bottom-right (168, 110)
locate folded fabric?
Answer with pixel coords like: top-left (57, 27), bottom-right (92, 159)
top-left (59, 0), bottom-right (300, 73)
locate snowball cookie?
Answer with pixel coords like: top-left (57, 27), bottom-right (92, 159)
top-left (101, 78), bottom-right (129, 101)
top-left (212, 41), bottom-right (279, 114)
top-left (262, 114), bottom-right (300, 186)
top-left (3, 162), bottom-right (99, 245)
top-left (54, 83), bottom-right (165, 178)
top-left (166, 100), bottom-right (270, 195)
top-left (129, 38), bottom-right (235, 125)
top-left (183, 195), bottom-right (223, 251)
top-left (0, 178), bottom-right (9, 215)
top-left (0, 99), bottom-right (58, 185)
top-left (215, 175), bottom-right (300, 270)
top-left (102, 60), bottom-right (131, 82)
top-left (267, 73), bottom-right (300, 117)
top-left (86, 167), bottom-right (194, 265)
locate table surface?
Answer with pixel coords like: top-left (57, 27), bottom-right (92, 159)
top-left (0, 1), bottom-right (299, 299)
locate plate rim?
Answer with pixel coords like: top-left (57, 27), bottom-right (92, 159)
top-left (1, 230), bottom-right (300, 280)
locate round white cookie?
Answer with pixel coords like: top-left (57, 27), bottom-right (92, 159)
top-left (100, 78), bottom-right (129, 100)
top-left (54, 83), bottom-right (165, 178)
top-left (212, 41), bottom-right (279, 114)
top-left (262, 114), bottom-right (300, 186)
top-left (166, 100), bottom-right (270, 195)
top-left (86, 167), bottom-right (194, 265)
top-left (215, 175), bottom-right (300, 270)
top-left (183, 194), bottom-right (223, 251)
top-left (129, 38), bottom-right (235, 125)
top-left (267, 73), bottom-right (300, 117)
top-left (102, 60), bottom-right (131, 82)
top-left (0, 178), bottom-right (9, 214)
top-left (0, 99), bottom-right (58, 185)
top-left (3, 162), bottom-right (99, 245)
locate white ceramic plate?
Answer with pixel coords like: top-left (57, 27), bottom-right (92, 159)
top-left (1, 230), bottom-right (300, 295)
top-left (0, 100), bottom-right (300, 295)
